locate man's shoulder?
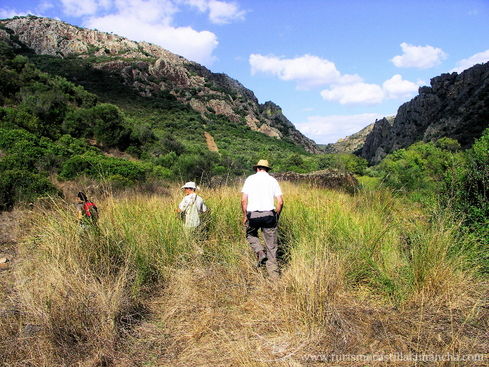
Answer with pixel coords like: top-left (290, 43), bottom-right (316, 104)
top-left (267, 174), bottom-right (280, 184)
top-left (243, 173), bottom-right (257, 184)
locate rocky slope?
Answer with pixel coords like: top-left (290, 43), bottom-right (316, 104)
top-left (322, 122), bottom-right (376, 154)
top-left (0, 16), bottom-right (320, 153)
top-left (360, 62), bottom-right (489, 164)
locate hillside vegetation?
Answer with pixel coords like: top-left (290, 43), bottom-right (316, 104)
top-left (1, 182), bottom-right (487, 366)
top-left (0, 35), bottom-right (369, 210)
top-left (369, 131), bottom-right (489, 250)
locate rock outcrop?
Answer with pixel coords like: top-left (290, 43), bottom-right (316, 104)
top-left (0, 16), bottom-right (321, 153)
top-left (322, 122), bottom-right (377, 154)
top-left (360, 62), bottom-right (489, 164)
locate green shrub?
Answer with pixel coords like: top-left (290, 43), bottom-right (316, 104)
top-left (19, 84), bottom-right (69, 138)
top-left (371, 139), bottom-right (461, 196)
top-left (0, 128), bottom-right (37, 149)
top-left (0, 128), bottom-right (69, 172)
top-left (59, 151), bottom-right (148, 182)
top-left (63, 104), bottom-right (133, 149)
top-left (106, 174), bottom-right (135, 189)
top-left (0, 106), bottom-right (40, 132)
top-left (172, 151), bottom-right (221, 180)
top-left (0, 169), bottom-right (59, 210)
top-left (448, 129), bottom-right (489, 247)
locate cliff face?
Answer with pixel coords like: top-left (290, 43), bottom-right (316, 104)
top-left (0, 16), bottom-right (320, 153)
top-left (360, 62), bottom-right (489, 164)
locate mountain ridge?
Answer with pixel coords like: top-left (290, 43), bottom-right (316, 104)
top-left (322, 62), bottom-right (488, 163)
top-left (0, 15), bottom-right (320, 153)
top-left (360, 62), bottom-right (489, 164)
top-left (322, 122), bottom-right (376, 154)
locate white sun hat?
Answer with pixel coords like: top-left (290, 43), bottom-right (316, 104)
top-left (181, 181), bottom-right (199, 190)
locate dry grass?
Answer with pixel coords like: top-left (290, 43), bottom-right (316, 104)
top-left (118, 264), bottom-right (487, 366)
top-left (1, 183), bottom-right (487, 366)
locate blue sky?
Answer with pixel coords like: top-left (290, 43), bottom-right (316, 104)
top-left (1, 0), bottom-right (488, 144)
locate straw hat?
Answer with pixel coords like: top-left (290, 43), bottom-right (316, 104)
top-left (253, 159), bottom-right (271, 171)
top-left (181, 181), bottom-right (199, 190)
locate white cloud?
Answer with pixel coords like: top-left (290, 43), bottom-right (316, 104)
top-left (183, 0), bottom-right (208, 12)
top-left (0, 8), bottom-right (32, 18)
top-left (0, 4), bottom-right (51, 18)
top-left (450, 49), bottom-right (489, 73)
top-left (87, 17), bottom-right (218, 65)
top-left (181, 0), bottom-right (246, 24)
top-left (208, 0), bottom-right (245, 24)
top-left (320, 82), bottom-right (385, 105)
top-left (98, 0), bottom-right (113, 10)
top-left (296, 113), bottom-right (384, 144)
top-left (249, 54), bottom-right (361, 90)
top-left (249, 53), bottom-right (420, 105)
top-left (109, 0), bottom-right (178, 24)
top-left (60, 0), bottom-right (100, 16)
top-left (391, 42), bottom-right (447, 69)
top-left (382, 74), bottom-right (421, 99)
top-left (320, 74), bottom-right (421, 105)
top-left (85, 0), bottom-right (218, 65)
top-left (37, 1), bottom-right (55, 12)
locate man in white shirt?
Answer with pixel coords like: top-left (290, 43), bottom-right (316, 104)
top-left (241, 160), bottom-right (283, 279)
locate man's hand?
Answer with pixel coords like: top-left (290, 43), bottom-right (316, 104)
top-left (242, 214), bottom-right (248, 226)
top-left (275, 195), bottom-right (284, 216)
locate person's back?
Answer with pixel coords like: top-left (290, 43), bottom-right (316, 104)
top-left (242, 170), bottom-right (281, 212)
top-left (178, 182), bottom-right (207, 228)
top-left (76, 191), bottom-right (98, 229)
top-left (180, 192), bottom-right (206, 228)
top-left (241, 160), bottom-right (283, 279)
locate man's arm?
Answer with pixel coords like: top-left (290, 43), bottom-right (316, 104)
top-left (241, 193), bottom-right (248, 225)
top-left (275, 195), bottom-right (284, 215)
top-left (177, 197), bottom-right (187, 213)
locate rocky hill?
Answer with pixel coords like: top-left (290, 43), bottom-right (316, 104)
top-left (360, 62), bottom-right (489, 164)
top-left (322, 121), bottom-right (376, 154)
top-left (0, 16), bottom-right (320, 153)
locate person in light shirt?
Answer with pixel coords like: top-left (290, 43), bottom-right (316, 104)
top-left (241, 160), bottom-right (283, 279)
top-left (178, 181), bottom-right (207, 229)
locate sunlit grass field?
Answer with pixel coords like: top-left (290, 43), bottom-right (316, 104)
top-left (1, 182), bottom-right (486, 366)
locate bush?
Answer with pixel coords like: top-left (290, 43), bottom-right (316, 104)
top-left (63, 104), bottom-right (133, 149)
top-left (316, 153), bottom-right (368, 175)
top-left (0, 169), bottom-right (59, 210)
top-left (0, 128), bottom-right (69, 172)
top-left (371, 139), bottom-right (461, 196)
top-left (172, 151), bottom-right (221, 180)
top-left (448, 129), bottom-right (489, 245)
top-left (106, 174), bottom-right (135, 189)
top-left (19, 83), bottom-right (69, 138)
top-left (59, 152), bottom-right (149, 182)
top-left (0, 106), bottom-right (40, 132)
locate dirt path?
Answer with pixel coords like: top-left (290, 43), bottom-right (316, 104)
top-left (204, 131), bottom-right (219, 152)
top-left (0, 211), bottom-right (20, 318)
top-left (0, 211), bottom-right (20, 272)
